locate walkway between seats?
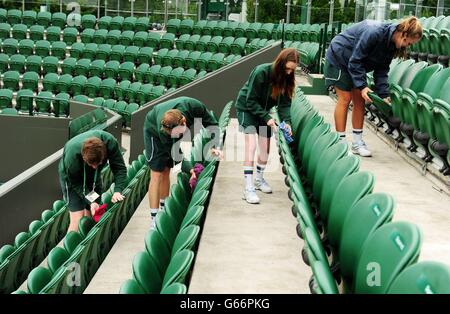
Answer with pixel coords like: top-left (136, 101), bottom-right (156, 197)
top-left (188, 119), bottom-right (311, 293)
top-left (308, 95), bottom-right (450, 265)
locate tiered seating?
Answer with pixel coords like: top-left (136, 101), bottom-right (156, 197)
top-left (0, 167), bottom-right (114, 294)
top-left (16, 155), bottom-right (150, 294)
top-left (69, 108), bottom-right (108, 138)
top-left (119, 102), bottom-right (233, 294)
top-left (276, 88), bottom-right (450, 293)
top-left (367, 58), bottom-right (450, 175)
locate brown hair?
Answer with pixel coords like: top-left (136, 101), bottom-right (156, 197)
top-left (394, 16), bottom-right (423, 59)
top-left (271, 48), bottom-right (300, 100)
top-left (82, 137), bottom-right (107, 165)
top-left (161, 109), bottom-right (184, 134)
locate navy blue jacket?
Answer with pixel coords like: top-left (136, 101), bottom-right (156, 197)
top-left (326, 20), bottom-right (398, 98)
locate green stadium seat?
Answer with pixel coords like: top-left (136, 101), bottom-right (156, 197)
top-left (22, 71), bottom-right (39, 92)
top-left (12, 24), bottom-right (27, 40)
top-left (105, 29), bottom-right (120, 46)
top-left (179, 19), bottom-right (194, 35)
top-left (42, 56), bottom-right (59, 75)
top-left (17, 39), bottom-right (33, 56)
top-left (28, 25), bottom-right (44, 42)
top-left (185, 51), bottom-right (201, 70)
top-left (0, 107), bottom-right (17, 115)
top-left (175, 34), bottom-right (190, 50)
top-left (81, 14), bottom-right (97, 30)
top-left (0, 9), bottom-right (5, 23)
top-left (154, 48), bottom-right (168, 65)
top-left (0, 89), bottom-right (13, 108)
top-left (92, 96), bottom-right (105, 107)
top-left (171, 225), bottom-right (200, 257)
top-left (120, 30), bottom-right (134, 46)
top-left (98, 16), bottom-right (112, 30)
top-left (105, 60), bottom-right (120, 79)
top-left (22, 10), bottom-right (37, 27)
top-left (36, 11), bottom-right (51, 27)
top-left (85, 76), bottom-right (102, 98)
top-left (114, 80), bottom-right (131, 101)
top-left (202, 20), bottom-right (217, 36)
top-left (126, 82), bottom-right (141, 103)
top-left (63, 27), bottom-right (78, 45)
top-left (56, 73), bottom-right (73, 94)
top-left (172, 50), bottom-right (189, 69)
top-left (192, 20), bottom-right (206, 35)
top-left (75, 58), bottom-right (91, 76)
top-left (35, 40), bottom-right (51, 57)
top-left (231, 37), bottom-right (247, 56)
top-left (52, 12), bottom-right (67, 28)
top-left (196, 35), bottom-right (211, 52)
top-left (167, 67), bottom-right (184, 88)
top-left (163, 49), bottom-right (179, 67)
top-left (42, 72), bottom-right (58, 93)
top-left (93, 28), bottom-right (107, 45)
top-left (160, 33), bottom-right (175, 50)
top-left (89, 59), bottom-right (105, 78)
top-left (223, 21), bottom-right (238, 37)
top-left (110, 16), bottom-right (125, 31)
top-left (2, 38), bottom-right (18, 55)
top-left (147, 32), bottom-right (161, 48)
top-left (235, 22), bottom-right (250, 38)
top-left (135, 63), bottom-right (150, 82)
top-left (99, 78), bottom-right (116, 98)
top-left (149, 85), bottom-right (165, 100)
top-left (9, 54), bottom-right (25, 73)
top-left (212, 20), bottom-right (227, 37)
top-left (45, 26), bottom-right (61, 43)
top-left (61, 57), bottom-right (76, 75)
top-left (218, 36), bottom-right (234, 54)
top-left (69, 42), bottom-right (84, 59)
top-left (162, 250), bottom-right (194, 290)
top-left (47, 246), bottom-right (70, 274)
top-left (16, 89), bottom-right (34, 112)
top-left (207, 53), bottom-right (224, 72)
top-left (96, 43), bottom-right (111, 61)
top-left (133, 31), bottom-right (148, 47)
top-left (102, 98), bottom-right (115, 109)
top-left (166, 18), bottom-right (181, 35)
top-left (120, 278), bottom-right (146, 294)
top-left (0, 52), bottom-right (8, 72)
top-left (136, 83), bottom-right (152, 104)
top-left (25, 55), bottom-right (42, 74)
top-left (27, 267), bottom-right (52, 294)
top-left (132, 251), bottom-right (162, 294)
top-left (2, 70), bottom-right (19, 90)
top-left (124, 102), bottom-right (139, 126)
top-left (259, 23), bottom-right (274, 39)
top-left (246, 22), bottom-right (262, 40)
top-left (146, 64), bottom-right (162, 84)
top-left (118, 61), bottom-right (135, 81)
top-left (135, 17), bottom-right (150, 32)
top-left (36, 90), bottom-right (53, 113)
top-left (156, 66), bottom-right (172, 86)
top-left (184, 34), bottom-right (199, 52)
top-left (7, 9), bottom-right (22, 25)
top-left (123, 45), bottom-right (139, 63)
top-left (80, 28), bottom-right (95, 44)
top-left (123, 16), bottom-right (137, 31)
top-left (54, 92), bottom-right (70, 116)
top-left (137, 46), bottom-right (153, 65)
top-left (0, 22), bottom-right (10, 40)
top-left (179, 68), bottom-right (196, 86)
top-left (207, 36), bottom-right (222, 53)
top-left (197, 52), bottom-right (212, 71)
top-left (71, 75), bottom-right (88, 95)
top-left (110, 44), bottom-right (125, 62)
top-left (51, 41), bottom-right (67, 59)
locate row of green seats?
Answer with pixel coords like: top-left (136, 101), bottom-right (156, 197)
top-left (174, 34), bottom-right (250, 56)
top-left (120, 103), bottom-right (233, 294)
top-left (411, 15), bottom-right (450, 57)
top-left (0, 166), bottom-right (113, 294)
top-left (284, 41), bottom-right (320, 71)
top-left (69, 107), bottom-right (108, 138)
top-left (69, 43), bottom-right (153, 64)
top-left (80, 28), bottom-right (164, 48)
top-left (279, 23), bottom-right (324, 42)
top-left (367, 59), bottom-right (450, 175)
top-left (16, 155), bottom-right (150, 294)
top-left (277, 88), bottom-right (450, 293)
top-left (0, 24), bottom-right (79, 44)
top-left (155, 49), bottom-right (227, 72)
top-left (0, 10), bottom-right (67, 28)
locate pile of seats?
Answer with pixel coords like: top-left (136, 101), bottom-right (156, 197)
top-left (14, 154), bottom-right (150, 294)
top-left (366, 58), bottom-right (450, 176)
top-left (275, 87), bottom-right (450, 294)
top-left (119, 102), bottom-right (233, 294)
top-left (0, 166), bottom-right (113, 294)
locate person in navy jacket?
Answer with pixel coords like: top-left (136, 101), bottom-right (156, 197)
top-left (324, 16), bottom-right (422, 157)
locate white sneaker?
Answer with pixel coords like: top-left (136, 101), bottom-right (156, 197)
top-left (243, 187), bottom-right (260, 204)
top-left (254, 178), bottom-right (273, 193)
top-left (352, 140), bottom-right (372, 157)
top-left (150, 212), bottom-right (157, 230)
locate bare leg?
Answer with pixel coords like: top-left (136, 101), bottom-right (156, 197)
top-left (257, 134), bottom-right (270, 166)
top-left (244, 133), bottom-right (257, 168)
top-left (159, 167), bottom-right (171, 200)
top-left (334, 87), bottom-right (353, 132)
top-left (351, 88), bottom-right (366, 130)
top-left (149, 170), bottom-right (163, 210)
top-left (68, 210), bottom-right (84, 233)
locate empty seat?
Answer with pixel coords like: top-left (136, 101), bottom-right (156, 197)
top-left (36, 90), bottom-right (53, 113)
top-left (90, 59), bottom-right (106, 77)
top-left (26, 55), bottom-right (42, 74)
top-left (179, 68), bottom-right (196, 86)
top-left (61, 57), bottom-right (76, 75)
top-left (110, 44), bottom-right (126, 62)
top-left (135, 63), bottom-right (150, 83)
top-left (42, 72), bottom-right (59, 92)
top-left (81, 14), bottom-right (97, 30)
top-left (16, 89), bottom-right (34, 112)
top-left (135, 17), bottom-right (150, 32)
top-left (18, 39), bottom-right (34, 56)
top-left (51, 41), bottom-right (67, 59)
top-left (133, 31), bottom-right (148, 47)
top-left (160, 33), bottom-right (175, 50)
top-left (70, 42), bottom-right (85, 59)
top-left (207, 53), bottom-right (224, 72)
top-left (145, 64), bottom-right (162, 84)
top-left (106, 29), bottom-right (121, 46)
top-left (2, 38), bottom-right (18, 55)
top-left (54, 92), bottom-right (70, 116)
top-left (35, 40), bottom-right (51, 57)
top-left (56, 74), bottom-right (73, 94)
top-left (105, 60), bottom-right (120, 79)
top-left (12, 24), bottom-right (27, 40)
top-left (22, 71), bottom-right (39, 92)
top-left (37, 11), bottom-right (51, 27)
top-left (52, 12), bottom-right (67, 28)
top-left (123, 16), bottom-right (137, 31)
top-left (137, 47), bottom-right (153, 65)
top-left (83, 43), bottom-right (98, 60)
top-left (123, 46), bottom-right (139, 63)
top-left (179, 19), bottom-right (194, 35)
top-left (207, 36), bottom-right (222, 53)
top-left (231, 37), bottom-right (247, 56)
top-left (74, 58), bottom-right (91, 76)
top-left (81, 28), bottom-right (95, 44)
top-left (197, 52), bottom-right (212, 72)
top-left (163, 49), bottom-right (179, 67)
top-left (2, 70), bottom-right (19, 90)
top-left (0, 89), bottom-right (13, 108)
top-left (196, 35), bottom-right (211, 52)
top-left (166, 18), bottom-right (181, 34)
top-left (115, 80), bottom-right (131, 101)
top-left (85, 76), bottom-right (102, 98)
top-left (9, 54), bottom-right (25, 73)
top-left (185, 51), bottom-right (201, 70)
top-left (118, 61), bottom-right (135, 81)
top-left (93, 28), bottom-right (108, 45)
top-left (0, 53), bottom-right (8, 72)
top-left (7, 9), bottom-right (22, 25)
top-left (22, 10), bottom-right (37, 27)
top-left (173, 50), bottom-right (190, 68)
top-left (42, 56), bottom-right (59, 75)
top-left (98, 16), bottom-right (112, 30)
top-left (120, 30), bottom-right (135, 46)
top-left (63, 27), bottom-right (78, 45)
top-left (203, 20), bottom-right (217, 36)
top-left (71, 75), bottom-right (88, 95)
top-left (110, 16), bottom-right (125, 30)
top-left (147, 32), bottom-right (161, 48)
top-left (219, 36), bottom-right (234, 54)
top-left (99, 78), bottom-right (116, 98)
top-left (126, 82), bottom-right (142, 103)
top-left (0, 23), bottom-right (10, 39)
top-left (167, 67), bottom-right (184, 88)
top-left (29, 25), bottom-right (45, 41)
top-left (96, 44), bottom-right (112, 61)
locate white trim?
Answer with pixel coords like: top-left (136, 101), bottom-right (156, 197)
top-left (65, 181), bottom-right (70, 205)
top-left (146, 137), bottom-right (155, 162)
top-left (324, 69), bottom-right (342, 81)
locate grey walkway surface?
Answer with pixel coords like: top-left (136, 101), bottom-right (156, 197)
top-left (188, 119), bottom-right (311, 294)
top-left (307, 95), bottom-right (450, 265)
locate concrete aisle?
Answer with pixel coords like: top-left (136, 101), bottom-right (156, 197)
top-left (189, 119), bottom-right (311, 294)
top-left (307, 95), bottom-right (450, 265)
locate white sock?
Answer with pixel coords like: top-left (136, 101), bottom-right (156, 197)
top-left (255, 163), bottom-right (266, 181)
top-left (244, 166), bottom-right (254, 190)
top-left (352, 129), bottom-right (363, 144)
top-left (159, 198), bottom-right (166, 211)
top-left (151, 208), bottom-right (158, 219)
top-left (338, 132), bottom-right (346, 141)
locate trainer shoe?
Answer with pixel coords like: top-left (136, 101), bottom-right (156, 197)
top-left (254, 178), bottom-right (273, 193)
top-left (352, 140), bottom-right (372, 157)
top-left (243, 187), bottom-right (260, 204)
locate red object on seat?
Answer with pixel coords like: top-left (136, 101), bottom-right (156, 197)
top-left (93, 204), bottom-right (107, 223)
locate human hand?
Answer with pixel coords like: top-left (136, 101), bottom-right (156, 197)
top-left (90, 202), bottom-right (99, 216)
top-left (383, 97), bottom-right (391, 104)
top-left (361, 87), bottom-right (374, 103)
top-left (111, 192), bottom-right (125, 203)
top-left (210, 148), bottom-right (223, 160)
top-left (267, 118), bottom-right (276, 128)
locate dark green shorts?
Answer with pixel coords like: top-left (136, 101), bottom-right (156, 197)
top-left (237, 110), bottom-right (272, 138)
top-left (144, 132), bottom-right (175, 172)
top-left (324, 59), bottom-right (354, 92)
top-left (60, 177), bottom-right (102, 212)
